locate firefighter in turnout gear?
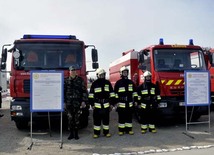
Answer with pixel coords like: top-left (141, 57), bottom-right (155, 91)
top-left (137, 71), bottom-right (161, 134)
top-left (64, 66), bottom-right (88, 140)
top-left (114, 66), bottom-right (138, 136)
top-left (89, 68), bottom-right (115, 138)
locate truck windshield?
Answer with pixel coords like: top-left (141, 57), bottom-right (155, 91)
top-left (13, 42), bottom-right (83, 70)
top-left (154, 49), bottom-right (206, 71)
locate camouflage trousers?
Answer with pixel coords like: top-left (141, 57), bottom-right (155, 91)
top-left (66, 104), bottom-right (81, 130)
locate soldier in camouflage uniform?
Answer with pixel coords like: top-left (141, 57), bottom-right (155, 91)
top-left (64, 66), bottom-right (88, 140)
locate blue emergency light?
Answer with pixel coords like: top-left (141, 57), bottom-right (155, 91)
top-left (189, 39), bottom-right (194, 45)
top-left (23, 34), bottom-right (77, 39)
top-left (159, 38), bottom-right (164, 45)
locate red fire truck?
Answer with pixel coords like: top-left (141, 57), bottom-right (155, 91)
top-left (109, 39), bottom-right (213, 121)
top-left (0, 34), bottom-right (99, 129)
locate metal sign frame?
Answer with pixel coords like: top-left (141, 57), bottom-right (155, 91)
top-left (28, 71), bottom-right (64, 150)
top-left (184, 70), bottom-right (210, 133)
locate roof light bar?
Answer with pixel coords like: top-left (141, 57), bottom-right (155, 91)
top-left (189, 39), bottom-right (194, 45)
top-left (23, 34), bottom-right (77, 39)
top-left (159, 38), bottom-right (164, 45)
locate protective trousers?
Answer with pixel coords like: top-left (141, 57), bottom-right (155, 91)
top-left (140, 106), bottom-right (157, 130)
top-left (117, 107), bottom-right (133, 133)
top-left (93, 108), bottom-right (110, 135)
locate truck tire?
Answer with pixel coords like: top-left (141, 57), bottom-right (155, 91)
top-left (15, 121), bottom-right (29, 130)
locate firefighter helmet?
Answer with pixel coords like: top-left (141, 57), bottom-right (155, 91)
top-left (143, 71), bottom-right (152, 77)
top-left (96, 68), bottom-right (106, 77)
top-left (120, 66), bottom-right (128, 74)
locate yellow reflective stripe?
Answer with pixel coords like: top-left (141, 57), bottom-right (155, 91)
top-left (157, 95), bottom-right (161, 100)
top-left (118, 123), bottom-right (125, 128)
top-left (138, 96), bottom-right (141, 100)
top-left (166, 80), bottom-right (173, 85)
top-left (110, 92), bottom-right (115, 97)
top-left (128, 84), bottom-right (133, 91)
top-left (94, 125), bottom-right (101, 131)
top-left (141, 103), bottom-right (146, 108)
top-left (104, 85), bottom-right (109, 91)
top-left (115, 94), bottom-right (119, 98)
top-left (141, 90), bottom-right (148, 94)
top-left (149, 124), bottom-right (155, 128)
top-left (119, 87), bottom-right (125, 92)
top-left (104, 103), bottom-right (110, 108)
top-left (161, 80), bottom-right (165, 84)
top-left (129, 102), bottom-right (133, 107)
top-left (118, 103), bottom-right (126, 108)
top-left (150, 88), bottom-right (155, 95)
top-left (175, 79), bottom-right (182, 85)
top-left (141, 124), bottom-right (147, 129)
top-left (103, 125), bottom-right (109, 130)
top-left (125, 123), bottom-right (132, 127)
top-left (95, 87), bottom-right (102, 93)
top-left (94, 103), bottom-right (101, 108)
top-left (88, 93), bottom-right (94, 98)
top-left (132, 92), bottom-right (138, 97)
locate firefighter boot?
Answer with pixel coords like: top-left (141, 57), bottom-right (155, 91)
top-left (149, 124), bottom-right (157, 133)
top-left (118, 132), bottom-right (124, 136)
top-left (93, 134), bottom-right (99, 138)
top-left (141, 124), bottom-right (148, 134)
top-left (105, 133), bottom-right (111, 137)
top-left (74, 129), bottom-right (79, 140)
top-left (128, 131), bottom-right (134, 135)
top-left (68, 129), bottom-right (74, 140)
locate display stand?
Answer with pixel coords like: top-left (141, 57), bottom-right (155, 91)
top-left (184, 71), bottom-right (210, 133)
top-left (27, 71), bottom-right (64, 150)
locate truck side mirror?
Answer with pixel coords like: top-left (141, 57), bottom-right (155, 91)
top-left (1, 48), bottom-right (8, 62)
top-left (137, 51), bottom-right (144, 63)
top-left (92, 49), bottom-right (98, 62)
top-left (211, 53), bottom-right (214, 67)
top-left (92, 62), bottom-right (99, 69)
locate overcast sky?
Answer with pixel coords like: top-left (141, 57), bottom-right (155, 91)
top-left (0, 0), bottom-right (213, 77)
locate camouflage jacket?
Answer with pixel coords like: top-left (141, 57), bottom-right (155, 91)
top-left (64, 76), bottom-right (88, 106)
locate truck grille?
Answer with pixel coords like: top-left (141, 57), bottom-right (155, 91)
top-left (170, 89), bottom-right (184, 95)
top-left (23, 79), bottom-right (30, 93)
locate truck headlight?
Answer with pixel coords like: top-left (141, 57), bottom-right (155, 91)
top-left (158, 102), bottom-right (167, 108)
top-left (11, 105), bottom-right (22, 110)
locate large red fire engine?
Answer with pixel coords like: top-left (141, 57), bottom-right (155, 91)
top-left (109, 39), bottom-right (213, 121)
top-left (0, 34), bottom-right (99, 129)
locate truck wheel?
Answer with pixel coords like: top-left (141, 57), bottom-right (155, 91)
top-left (15, 121), bottom-right (29, 130)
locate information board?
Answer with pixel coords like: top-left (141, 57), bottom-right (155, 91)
top-left (30, 71), bottom-right (64, 112)
top-left (185, 71), bottom-right (210, 106)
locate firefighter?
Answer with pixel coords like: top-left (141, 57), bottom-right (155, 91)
top-left (137, 71), bottom-right (161, 134)
top-left (64, 66), bottom-right (88, 140)
top-left (114, 66), bottom-right (138, 136)
top-left (89, 68), bottom-right (115, 138)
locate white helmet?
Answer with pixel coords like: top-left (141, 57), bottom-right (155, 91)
top-left (143, 71), bottom-right (152, 77)
top-left (96, 68), bottom-right (106, 76)
top-left (120, 66), bottom-right (128, 74)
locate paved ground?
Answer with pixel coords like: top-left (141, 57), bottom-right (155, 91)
top-left (1, 97), bottom-right (214, 155)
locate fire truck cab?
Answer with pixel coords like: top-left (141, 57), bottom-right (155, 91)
top-left (110, 39), bottom-right (213, 121)
top-left (0, 34), bottom-right (99, 129)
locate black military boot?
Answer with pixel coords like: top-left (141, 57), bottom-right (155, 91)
top-left (74, 129), bottom-right (79, 140)
top-left (68, 129), bottom-right (74, 140)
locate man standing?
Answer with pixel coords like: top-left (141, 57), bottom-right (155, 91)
top-left (64, 66), bottom-right (88, 140)
top-left (114, 66), bottom-right (137, 136)
top-left (89, 68), bottom-right (115, 138)
top-left (137, 71), bottom-right (161, 134)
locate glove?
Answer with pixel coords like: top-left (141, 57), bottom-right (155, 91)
top-left (80, 102), bottom-right (86, 108)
